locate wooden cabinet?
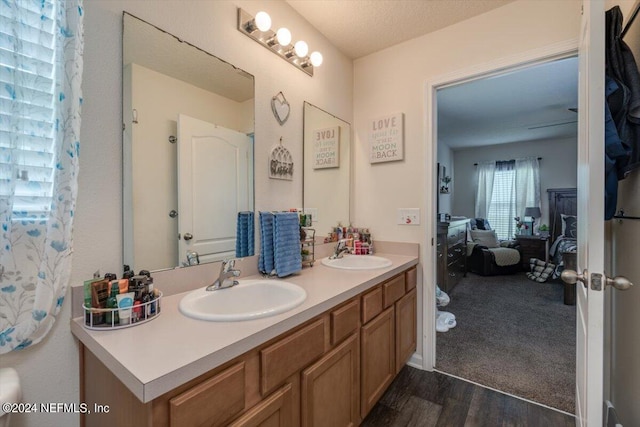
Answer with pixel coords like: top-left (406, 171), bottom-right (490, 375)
top-left (395, 288), bottom-right (417, 374)
top-left (169, 362), bottom-right (246, 427)
top-left (437, 219), bottom-right (469, 292)
top-left (301, 333), bottom-right (360, 427)
top-left (360, 307), bottom-right (395, 418)
top-left (330, 299), bottom-right (360, 346)
top-left (361, 286), bottom-right (383, 324)
top-left (515, 235), bottom-right (549, 269)
top-left (260, 318), bottom-right (326, 395)
top-left (228, 384), bottom-right (293, 427)
top-left (81, 265), bottom-right (417, 427)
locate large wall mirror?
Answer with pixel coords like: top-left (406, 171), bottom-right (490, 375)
top-left (303, 102), bottom-right (351, 235)
top-left (123, 13), bottom-right (255, 272)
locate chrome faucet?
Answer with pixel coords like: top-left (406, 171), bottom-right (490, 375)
top-left (329, 239), bottom-right (350, 260)
top-left (206, 258), bottom-right (241, 291)
top-left (186, 250), bottom-right (200, 266)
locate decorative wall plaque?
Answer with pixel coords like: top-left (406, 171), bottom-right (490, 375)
top-left (369, 112), bottom-right (404, 163)
top-left (271, 91), bottom-right (290, 125)
top-left (269, 138), bottom-right (294, 180)
top-left (313, 126), bottom-right (340, 169)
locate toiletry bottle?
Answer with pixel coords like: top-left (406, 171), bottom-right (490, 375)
top-left (90, 279), bottom-right (110, 325)
top-left (105, 282), bottom-right (120, 326)
top-left (147, 276), bottom-right (156, 316)
top-left (135, 277), bottom-right (146, 321)
top-left (122, 265), bottom-right (134, 280)
top-left (141, 278), bottom-right (152, 319)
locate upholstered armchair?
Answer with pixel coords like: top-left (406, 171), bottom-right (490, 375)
top-left (467, 218), bottom-right (522, 276)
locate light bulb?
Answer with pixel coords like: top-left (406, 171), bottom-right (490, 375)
top-left (255, 11), bottom-right (271, 32)
top-left (276, 28), bottom-right (291, 46)
top-left (294, 40), bottom-right (308, 57)
top-left (310, 51), bottom-right (323, 67)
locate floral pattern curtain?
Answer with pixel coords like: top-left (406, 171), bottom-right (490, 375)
top-left (0, 0), bottom-right (84, 353)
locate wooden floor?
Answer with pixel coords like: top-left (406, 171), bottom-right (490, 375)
top-left (362, 367), bottom-right (575, 427)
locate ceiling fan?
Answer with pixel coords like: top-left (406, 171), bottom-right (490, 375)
top-left (527, 108), bottom-right (578, 130)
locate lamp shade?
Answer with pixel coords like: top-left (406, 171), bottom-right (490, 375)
top-left (524, 207), bottom-right (542, 218)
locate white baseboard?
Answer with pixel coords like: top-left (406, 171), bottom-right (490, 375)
top-left (406, 352), bottom-right (427, 370)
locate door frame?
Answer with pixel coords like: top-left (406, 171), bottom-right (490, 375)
top-left (422, 38), bottom-right (579, 369)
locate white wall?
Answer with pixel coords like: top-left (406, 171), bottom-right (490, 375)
top-left (2, 1), bottom-right (352, 426)
top-left (609, 2), bottom-right (640, 425)
top-left (353, 0), bottom-right (581, 365)
top-left (452, 137), bottom-right (578, 224)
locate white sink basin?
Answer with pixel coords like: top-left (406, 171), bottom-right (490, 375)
top-left (179, 279), bottom-right (306, 322)
top-left (321, 255), bottom-right (393, 270)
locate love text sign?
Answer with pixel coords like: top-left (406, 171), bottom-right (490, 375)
top-left (313, 126), bottom-right (340, 169)
top-left (369, 113), bottom-right (404, 163)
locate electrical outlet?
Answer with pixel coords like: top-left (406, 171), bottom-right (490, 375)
top-left (397, 208), bottom-right (420, 225)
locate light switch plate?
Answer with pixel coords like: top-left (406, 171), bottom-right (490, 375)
top-left (397, 208), bottom-right (420, 225)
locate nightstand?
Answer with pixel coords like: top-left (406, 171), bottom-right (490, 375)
top-left (515, 235), bottom-right (549, 269)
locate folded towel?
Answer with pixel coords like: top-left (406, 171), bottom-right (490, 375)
top-left (259, 212), bottom-right (275, 274)
top-left (273, 212), bottom-right (302, 277)
top-left (236, 211), bottom-right (254, 258)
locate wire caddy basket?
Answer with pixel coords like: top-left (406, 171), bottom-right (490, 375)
top-left (82, 290), bottom-right (162, 330)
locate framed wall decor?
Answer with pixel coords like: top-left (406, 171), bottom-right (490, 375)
top-left (313, 126), bottom-right (340, 169)
top-left (369, 112), bottom-right (404, 163)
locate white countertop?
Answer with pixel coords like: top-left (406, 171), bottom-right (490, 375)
top-left (70, 253), bottom-right (418, 403)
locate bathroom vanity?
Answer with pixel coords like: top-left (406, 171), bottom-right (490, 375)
top-left (71, 253), bottom-right (418, 427)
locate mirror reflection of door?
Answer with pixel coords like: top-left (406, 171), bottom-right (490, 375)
top-left (122, 13), bottom-right (255, 272)
top-left (178, 115), bottom-right (252, 264)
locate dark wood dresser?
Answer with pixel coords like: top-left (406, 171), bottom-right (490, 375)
top-left (514, 234), bottom-right (549, 269)
top-left (437, 219), bottom-right (469, 293)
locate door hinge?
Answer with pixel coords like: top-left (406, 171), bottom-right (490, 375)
top-left (431, 237), bottom-right (434, 246)
top-left (591, 272), bottom-right (603, 291)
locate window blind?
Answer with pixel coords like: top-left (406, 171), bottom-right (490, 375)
top-left (487, 166), bottom-right (515, 239)
top-left (0, 0), bottom-right (57, 220)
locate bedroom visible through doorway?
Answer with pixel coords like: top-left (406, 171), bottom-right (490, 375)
top-left (433, 56), bottom-right (578, 414)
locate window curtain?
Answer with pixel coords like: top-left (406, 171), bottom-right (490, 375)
top-left (474, 161), bottom-right (495, 219)
top-left (514, 157), bottom-right (541, 219)
top-left (0, 0), bottom-right (84, 353)
top-left (475, 157), bottom-right (540, 239)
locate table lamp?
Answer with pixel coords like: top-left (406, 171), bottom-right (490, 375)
top-left (524, 206), bottom-right (542, 233)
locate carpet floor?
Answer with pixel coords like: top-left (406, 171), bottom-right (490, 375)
top-left (436, 272), bottom-right (576, 414)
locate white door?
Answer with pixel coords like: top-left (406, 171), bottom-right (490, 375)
top-left (178, 114), bottom-right (252, 264)
top-left (575, 0), bottom-right (605, 425)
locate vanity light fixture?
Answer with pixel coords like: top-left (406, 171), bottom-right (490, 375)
top-left (237, 8), bottom-right (322, 77)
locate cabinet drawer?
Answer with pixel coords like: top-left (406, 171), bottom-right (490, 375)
top-left (405, 267), bottom-right (417, 292)
top-left (383, 274), bottom-right (405, 308)
top-left (228, 383), bottom-right (293, 427)
top-left (447, 243), bottom-right (465, 260)
top-left (331, 298), bottom-right (360, 345)
top-left (362, 286), bottom-right (383, 324)
top-left (170, 362), bottom-right (245, 427)
top-left (261, 318), bottom-right (326, 395)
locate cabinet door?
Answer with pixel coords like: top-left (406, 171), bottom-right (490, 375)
top-left (360, 307), bottom-right (395, 419)
top-left (301, 333), bottom-right (360, 427)
top-left (228, 383), bottom-right (293, 427)
top-left (395, 288), bottom-right (417, 374)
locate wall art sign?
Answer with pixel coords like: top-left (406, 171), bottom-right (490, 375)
top-left (271, 91), bottom-right (290, 125)
top-left (313, 126), bottom-right (340, 169)
top-left (369, 112), bottom-right (404, 163)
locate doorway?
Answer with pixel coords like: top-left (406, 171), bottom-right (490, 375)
top-left (425, 46), bottom-right (579, 413)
